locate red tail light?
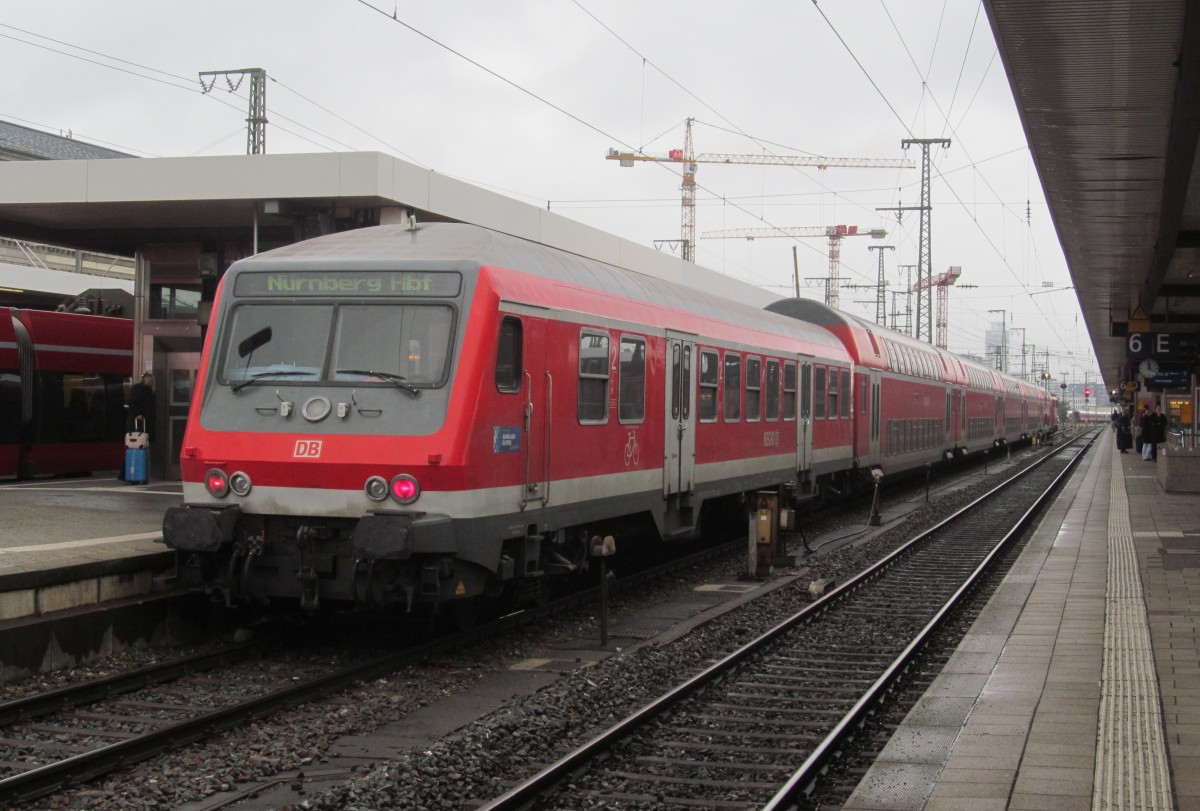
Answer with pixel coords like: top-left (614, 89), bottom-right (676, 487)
top-left (205, 468), bottom-right (230, 498)
top-left (389, 474), bottom-right (420, 504)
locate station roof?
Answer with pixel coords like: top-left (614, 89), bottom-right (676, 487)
top-left (984, 0), bottom-right (1200, 392)
top-left (0, 120), bottom-right (132, 161)
top-left (0, 150), bottom-right (777, 310)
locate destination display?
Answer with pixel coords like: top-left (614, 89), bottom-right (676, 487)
top-left (234, 271), bottom-right (462, 297)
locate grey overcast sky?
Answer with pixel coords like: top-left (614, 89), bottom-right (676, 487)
top-left (0, 0), bottom-right (1101, 384)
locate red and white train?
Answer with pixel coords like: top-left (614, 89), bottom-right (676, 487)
top-left (163, 223), bottom-right (1055, 614)
top-left (1, 309), bottom-right (132, 479)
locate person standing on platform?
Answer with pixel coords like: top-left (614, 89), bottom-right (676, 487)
top-left (1116, 406), bottom-right (1133, 453)
top-left (1147, 404), bottom-right (1166, 461)
top-left (127, 372), bottom-right (157, 441)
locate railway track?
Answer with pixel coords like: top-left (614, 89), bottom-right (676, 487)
top-left (477, 432), bottom-right (1094, 810)
top-left (0, 435), bottom-right (1072, 808)
top-left (0, 521), bottom-right (746, 807)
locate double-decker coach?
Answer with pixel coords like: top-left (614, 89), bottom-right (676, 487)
top-left (0, 309), bottom-right (132, 479)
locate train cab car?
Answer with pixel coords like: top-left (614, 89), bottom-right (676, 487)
top-left (1, 309), bottom-right (132, 479)
top-left (163, 223), bottom-right (854, 615)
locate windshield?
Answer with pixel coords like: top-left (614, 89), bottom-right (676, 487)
top-left (220, 303), bottom-right (455, 388)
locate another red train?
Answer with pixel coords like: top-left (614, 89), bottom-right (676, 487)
top-left (0, 309), bottom-right (133, 479)
top-left (162, 223), bottom-right (1056, 614)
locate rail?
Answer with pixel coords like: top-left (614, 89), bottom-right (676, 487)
top-left (478, 431), bottom-right (1095, 810)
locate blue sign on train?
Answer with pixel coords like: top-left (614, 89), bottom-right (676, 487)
top-left (493, 426), bottom-right (522, 453)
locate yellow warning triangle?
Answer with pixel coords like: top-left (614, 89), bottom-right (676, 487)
top-left (1130, 306), bottom-right (1148, 320)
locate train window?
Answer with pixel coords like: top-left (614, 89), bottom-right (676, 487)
top-left (619, 336), bottom-right (646, 423)
top-left (783, 362), bottom-right (797, 421)
top-left (827, 367), bottom-right (839, 419)
top-left (495, 317), bottom-right (522, 393)
top-left (723, 353), bottom-right (742, 421)
top-left (814, 366), bottom-right (826, 419)
top-left (32, 372), bottom-right (125, 444)
top-left (745, 357), bottom-right (762, 421)
top-left (223, 304), bottom-right (333, 386)
top-left (840, 370), bottom-right (851, 418)
top-left (698, 349), bottom-right (718, 422)
top-left (578, 330), bottom-right (610, 424)
top-left (0, 372), bottom-right (19, 444)
top-left (765, 360), bottom-right (780, 421)
top-left (860, 377), bottom-right (868, 415)
top-left (331, 304), bottom-right (454, 387)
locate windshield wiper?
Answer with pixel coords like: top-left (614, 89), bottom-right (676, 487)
top-left (231, 370), bottom-right (316, 393)
top-left (336, 369), bottom-right (422, 397)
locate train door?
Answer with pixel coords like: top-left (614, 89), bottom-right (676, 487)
top-left (797, 360), bottom-right (813, 475)
top-left (869, 370), bottom-right (882, 463)
top-left (522, 319), bottom-right (549, 508)
top-left (953, 387), bottom-right (964, 446)
top-left (664, 331), bottom-right (696, 496)
top-left (162, 351), bottom-right (200, 481)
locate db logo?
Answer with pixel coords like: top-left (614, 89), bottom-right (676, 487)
top-left (294, 440), bottom-right (322, 458)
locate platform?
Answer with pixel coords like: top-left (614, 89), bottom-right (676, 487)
top-left (845, 432), bottom-right (1195, 810)
top-left (0, 474), bottom-right (180, 619)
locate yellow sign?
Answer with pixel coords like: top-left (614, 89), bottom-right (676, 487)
top-left (1129, 306), bottom-right (1150, 333)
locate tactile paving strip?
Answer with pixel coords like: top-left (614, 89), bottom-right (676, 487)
top-left (1095, 454), bottom-right (1174, 810)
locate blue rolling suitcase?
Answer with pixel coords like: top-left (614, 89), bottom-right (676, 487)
top-left (125, 447), bottom-right (148, 484)
top-left (124, 416), bottom-right (149, 484)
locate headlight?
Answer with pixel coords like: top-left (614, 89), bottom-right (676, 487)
top-left (229, 471), bottom-right (253, 497)
top-left (205, 468), bottom-right (230, 498)
top-left (389, 473), bottom-right (420, 505)
top-left (364, 476), bottom-right (389, 502)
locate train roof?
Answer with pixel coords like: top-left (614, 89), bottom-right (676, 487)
top-left (765, 297), bottom-right (965, 381)
top-left (764, 296), bottom-right (1052, 398)
top-left (230, 223), bottom-right (852, 360)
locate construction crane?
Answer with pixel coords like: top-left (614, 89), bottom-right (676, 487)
top-left (912, 265), bottom-right (961, 349)
top-left (607, 118), bottom-right (913, 262)
top-left (701, 225), bottom-right (886, 309)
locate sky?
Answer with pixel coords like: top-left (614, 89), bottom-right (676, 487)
top-left (0, 0), bottom-right (1102, 388)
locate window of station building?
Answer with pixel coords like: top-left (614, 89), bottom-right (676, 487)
top-left (495, 316), bottom-right (522, 393)
top-left (619, 335), bottom-right (646, 423)
top-left (840, 369), bottom-right (851, 418)
top-left (745, 357), bottom-right (762, 421)
top-left (827, 367), bottom-right (839, 418)
top-left (698, 348), bottom-right (719, 422)
top-left (149, 282), bottom-right (202, 320)
top-left (814, 365), bottom-right (827, 418)
top-left (765, 360), bottom-right (781, 421)
top-left (783, 362), bottom-right (797, 421)
top-left (578, 330), bottom-right (610, 424)
top-left (723, 352), bottom-right (742, 421)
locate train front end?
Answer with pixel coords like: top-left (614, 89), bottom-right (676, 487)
top-left (163, 237), bottom-right (486, 613)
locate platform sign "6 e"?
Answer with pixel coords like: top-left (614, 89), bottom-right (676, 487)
top-left (1127, 332), bottom-right (1172, 359)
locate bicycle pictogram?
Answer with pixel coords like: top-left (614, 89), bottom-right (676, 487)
top-left (623, 430), bottom-right (640, 466)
